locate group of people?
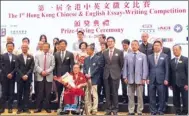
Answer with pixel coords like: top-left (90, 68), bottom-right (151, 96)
top-left (0, 31), bottom-right (188, 115)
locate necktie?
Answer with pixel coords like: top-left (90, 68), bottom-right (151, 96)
top-left (109, 50), bottom-right (113, 61)
top-left (133, 53), bottom-right (137, 83)
top-left (9, 53), bottom-right (12, 62)
top-left (155, 53), bottom-right (158, 65)
top-left (175, 57), bottom-right (178, 65)
top-left (61, 51), bottom-right (64, 62)
top-left (44, 53), bottom-right (47, 71)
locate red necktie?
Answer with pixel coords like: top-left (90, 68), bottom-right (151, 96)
top-left (109, 50), bottom-right (113, 60)
top-left (44, 53), bottom-right (47, 71)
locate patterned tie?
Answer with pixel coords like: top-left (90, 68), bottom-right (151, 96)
top-left (109, 50), bottom-right (113, 61)
top-left (44, 53), bottom-right (47, 71)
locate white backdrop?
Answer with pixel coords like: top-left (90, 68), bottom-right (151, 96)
top-left (1, 1), bottom-right (188, 96)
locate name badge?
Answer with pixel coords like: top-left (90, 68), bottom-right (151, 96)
top-left (138, 58), bottom-right (142, 60)
top-left (160, 57), bottom-right (164, 60)
top-left (115, 53), bottom-right (118, 56)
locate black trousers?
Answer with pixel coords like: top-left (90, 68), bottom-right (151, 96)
top-left (121, 75), bottom-right (127, 101)
top-left (0, 78), bottom-right (15, 109)
top-left (97, 75), bottom-right (105, 102)
top-left (36, 78), bottom-right (52, 110)
top-left (55, 80), bottom-right (63, 106)
top-left (104, 75), bottom-right (120, 113)
top-left (17, 80), bottom-right (30, 110)
top-left (172, 85), bottom-right (188, 114)
top-left (149, 83), bottom-right (165, 114)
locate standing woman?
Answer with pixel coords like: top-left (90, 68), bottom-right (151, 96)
top-left (51, 41), bottom-right (61, 103)
top-left (50, 38), bottom-right (59, 54)
top-left (74, 42), bottom-right (88, 72)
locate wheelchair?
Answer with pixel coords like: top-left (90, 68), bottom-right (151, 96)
top-left (57, 87), bottom-right (86, 115)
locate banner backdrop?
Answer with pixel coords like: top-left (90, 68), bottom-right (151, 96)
top-left (1, 1), bottom-right (188, 96)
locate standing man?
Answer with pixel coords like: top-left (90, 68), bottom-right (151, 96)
top-left (53, 39), bottom-right (74, 105)
top-left (123, 40), bottom-right (148, 115)
top-left (0, 42), bottom-right (17, 113)
top-left (170, 44), bottom-right (188, 115)
top-left (147, 40), bottom-right (169, 115)
top-left (103, 36), bottom-right (124, 115)
top-left (96, 34), bottom-right (106, 52)
top-left (121, 39), bottom-right (131, 104)
top-left (16, 43), bottom-right (34, 114)
top-left (83, 44), bottom-right (103, 115)
top-left (139, 32), bottom-right (153, 104)
top-left (73, 31), bottom-right (85, 52)
top-left (34, 43), bottom-right (55, 113)
top-left (1, 36), bottom-right (17, 55)
top-left (0, 54), bottom-right (2, 98)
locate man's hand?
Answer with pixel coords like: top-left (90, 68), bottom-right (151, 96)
top-left (41, 71), bottom-right (47, 77)
top-left (141, 79), bottom-right (146, 85)
top-left (124, 78), bottom-right (128, 84)
top-left (164, 80), bottom-right (169, 86)
top-left (53, 76), bottom-right (57, 80)
top-left (146, 80), bottom-right (150, 84)
top-left (7, 73), bottom-right (13, 79)
top-left (85, 74), bottom-right (91, 79)
top-left (184, 85), bottom-right (188, 91)
top-left (22, 75), bottom-right (28, 81)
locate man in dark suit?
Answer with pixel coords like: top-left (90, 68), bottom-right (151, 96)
top-left (83, 44), bottom-right (103, 115)
top-left (0, 55), bottom-right (2, 98)
top-left (53, 39), bottom-right (74, 104)
top-left (16, 43), bottom-right (34, 114)
top-left (147, 40), bottom-right (169, 115)
top-left (121, 39), bottom-right (131, 104)
top-left (102, 36), bottom-right (124, 115)
top-left (96, 42), bottom-right (108, 103)
top-left (0, 42), bottom-right (17, 113)
top-left (170, 44), bottom-right (188, 115)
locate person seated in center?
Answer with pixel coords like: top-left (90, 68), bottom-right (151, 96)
top-left (54, 63), bottom-right (87, 112)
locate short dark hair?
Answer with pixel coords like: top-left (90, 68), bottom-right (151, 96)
top-left (73, 63), bottom-right (82, 69)
top-left (79, 42), bottom-right (88, 49)
top-left (131, 40), bottom-right (139, 45)
top-left (99, 34), bottom-right (106, 40)
top-left (22, 37), bottom-right (30, 44)
top-left (53, 37), bottom-right (59, 42)
top-left (100, 42), bottom-right (108, 49)
top-left (153, 40), bottom-right (162, 46)
top-left (39, 34), bottom-right (47, 42)
top-left (43, 42), bottom-right (50, 48)
top-left (88, 43), bottom-right (95, 51)
top-left (107, 36), bottom-right (115, 42)
top-left (6, 42), bottom-right (15, 47)
top-left (77, 31), bottom-right (84, 35)
top-left (59, 39), bottom-right (67, 45)
top-left (173, 44), bottom-right (182, 50)
top-left (122, 39), bottom-right (130, 45)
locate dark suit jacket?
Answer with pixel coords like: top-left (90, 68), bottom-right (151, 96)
top-left (1, 53), bottom-right (17, 81)
top-left (170, 56), bottom-right (188, 87)
top-left (148, 53), bottom-right (169, 84)
top-left (83, 54), bottom-right (103, 85)
top-left (17, 54), bottom-right (34, 82)
top-left (162, 47), bottom-right (171, 60)
top-left (103, 48), bottom-right (124, 80)
top-left (0, 54), bottom-right (2, 82)
top-left (53, 51), bottom-right (74, 77)
top-left (139, 43), bottom-right (153, 56)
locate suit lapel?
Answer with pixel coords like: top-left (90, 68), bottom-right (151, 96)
top-left (62, 51), bottom-right (67, 63)
top-left (21, 54), bottom-right (26, 66)
top-left (176, 56), bottom-right (183, 69)
top-left (58, 52), bottom-right (63, 63)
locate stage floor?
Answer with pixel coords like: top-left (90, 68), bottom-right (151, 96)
top-left (0, 109), bottom-right (174, 115)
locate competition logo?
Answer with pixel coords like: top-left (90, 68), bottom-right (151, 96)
top-left (140, 24), bottom-right (155, 33)
top-left (157, 26), bottom-right (171, 31)
top-left (174, 24), bottom-right (183, 33)
top-left (1, 28), bottom-right (6, 37)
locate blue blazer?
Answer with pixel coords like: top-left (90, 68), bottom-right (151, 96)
top-left (83, 54), bottom-right (103, 85)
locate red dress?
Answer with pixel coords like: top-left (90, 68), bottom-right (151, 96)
top-left (63, 72), bottom-right (86, 104)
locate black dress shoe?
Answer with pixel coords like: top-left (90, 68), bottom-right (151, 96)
top-left (138, 113), bottom-right (142, 115)
top-left (45, 109), bottom-right (51, 113)
top-left (113, 112), bottom-right (118, 115)
top-left (151, 113), bottom-right (156, 115)
top-left (34, 109), bottom-right (41, 113)
top-left (128, 113), bottom-right (135, 115)
top-left (157, 112), bottom-right (164, 115)
top-left (17, 109), bottom-right (23, 114)
top-left (0, 109), bottom-right (5, 113)
top-left (105, 112), bottom-right (111, 115)
top-left (8, 109), bottom-right (13, 113)
top-left (24, 109), bottom-right (31, 114)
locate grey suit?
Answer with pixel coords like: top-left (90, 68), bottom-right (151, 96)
top-left (102, 48), bottom-right (124, 113)
top-left (123, 51), bottom-right (148, 113)
top-left (34, 52), bottom-right (55, 110)
top-left (148, 53), bottom-right (169, 114)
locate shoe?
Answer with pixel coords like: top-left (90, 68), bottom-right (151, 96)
top-left (51, 99), bottom-right (58, 103)
top-left (103, 98), bottom-right (106, 103)
top-left (24, 109), bottom-right (31, 114)
top-left (157, 112), bottom-right (164, 115)
top-left (105, 112), bottom-right (111, 115)
top-left (138, 113), bottom-right (142, 115)
top-left (151, 113), bottom-right (156, 115)
top-left (113, 112), bottom-right (118, 115)
top-left (45, 109), bottom-right (51, 113)
top-left (34, 109), bottom-right (41, 113)
top-left (8, 109), bottom-right (13, 113)
top-left (17, 109), bottom-right (23, 114)
top-left (91, 111), bottom-right (97, 115)
top-left (128, 113), bottom-right (135, 115)
top-left (0, 109), bottom-right (5, 113)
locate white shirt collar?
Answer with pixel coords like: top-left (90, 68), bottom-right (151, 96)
top-left (175, 55), bottom-right (181, 60)
top-left (109, 48), bottom-right (115, 52)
